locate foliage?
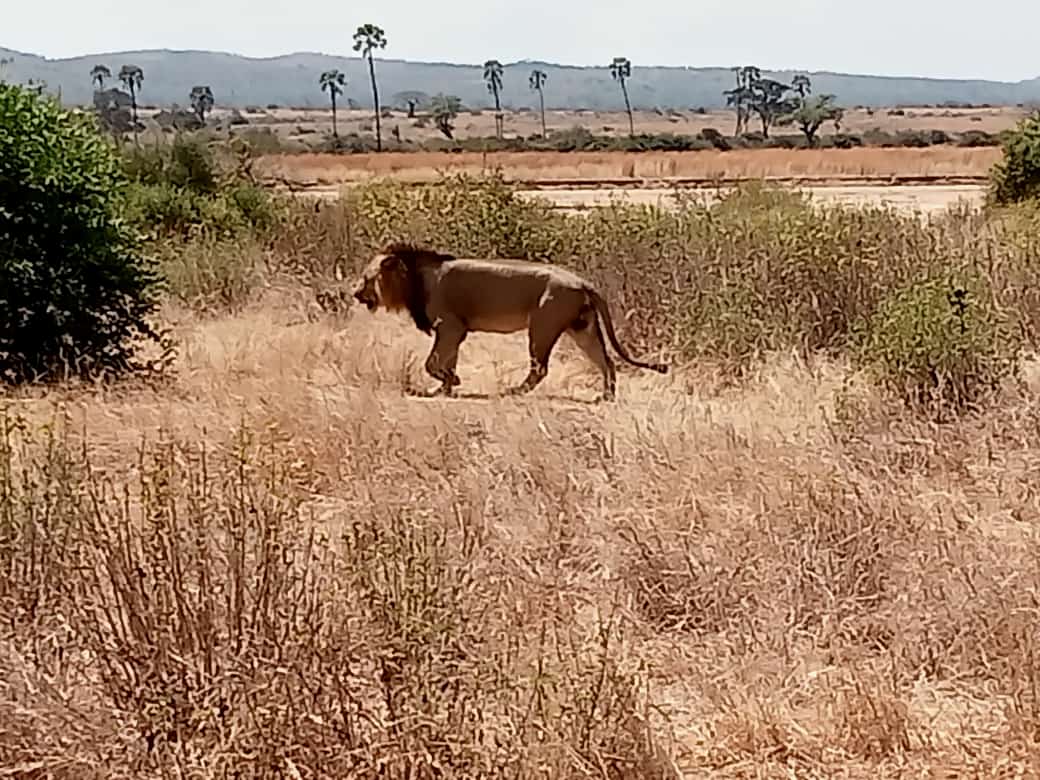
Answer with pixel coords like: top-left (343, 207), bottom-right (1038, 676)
top-left (430, 93), bottom-right (463, 139)
top-left (121, 133), bottom-right (278, 239)
top-left (779, 94), bottom-right (844, 146)
top-left (988, 112), bottom-right (1040, 205)
top-left (851, 270), bottom-right (1021, 412)
top-left (0, 83), bottom-right (165, 383)
top-left (189, 85), bottom-right (214, 122)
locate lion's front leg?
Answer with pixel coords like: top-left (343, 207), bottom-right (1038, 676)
top-left (423, 316), bottom-right (467, 396)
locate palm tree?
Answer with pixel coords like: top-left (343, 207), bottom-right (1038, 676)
top-left (353, 23), bottom-right (387, 151)
top-left (610, 57), bottom-right (633, 136)
top-left (118, 64), bottom-right (144, 143)
top-left (483, 59), bottom-right (504, 138)
top-left (90, 64), bottom-right (111, 91)
top-left (319, 69), bottom-right (346, 137)
top-left (529, 68), bottom-right (547, 138)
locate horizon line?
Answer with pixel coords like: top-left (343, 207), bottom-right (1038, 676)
top-left (2, 44), bottom-right (1036, 86)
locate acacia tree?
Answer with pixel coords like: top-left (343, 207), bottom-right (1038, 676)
top-left (118, 64), bottom-right (143, 143)
top-left (792, 74), bottom-right (811, 99)
top-left (353, 23), bottom-right (387, 151)
top-left (529, 68), bottom-right (547, 138)
top-left (430, 93), bottom-right (462, 139)
top-left (780, 93), bottom-right (843, 147)
top-left (90, 64), bottom-right (111, 91)
top-left (748, 77), bottom-right (798, 137)
top-left (319, 69), bottom-right (346, 137)
top-left (189, 85), bottom-right (214, 123)
top-left (610, 56), bottom-right (633, 136)
top-left (483, 59), bottom-right (504, 138)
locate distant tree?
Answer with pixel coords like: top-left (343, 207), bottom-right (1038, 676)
top-left (90, 64), bottom-right (111, 91)
top-left (430, 93), bottom-right (462, 139)
top-left (390, 90), bottom-right (429, 117)
top-left (792, 74), bottom-right (812, 99)
top-left (779, 93), bottom-right (843, 146)
top-left (723, 65), bottom-right (760, 136)
top-left (118, 64), bottom-right (144, 143)
top-left (319, 69), bottom-right (346, 137)
top-left (353, 23), bottom-right (388, 151)
top-left (483, 59), bottom-right (504, 138)
top-left (529, 68), bottom-right (547, 138)
top-left (748, 77), bottom-right (797, 138)
top-left (189, 85), bottom-right (214, 123)
top-left (610, 56), bottom-right (633, 136)
top-left (0, 57), bottom-right (12, 82)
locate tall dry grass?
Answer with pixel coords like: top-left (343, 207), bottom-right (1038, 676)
top-left (256, 147), bottom-right (1003, 186)
top-left (5, 299), bottom-right (1040, 776)
top-left (6, 173), bottom-right (1040, 776)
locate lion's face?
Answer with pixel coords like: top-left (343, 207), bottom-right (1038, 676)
top-left (352, 254), bottom-right (387, 311)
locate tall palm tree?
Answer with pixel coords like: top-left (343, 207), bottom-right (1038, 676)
top-left (118, 64), bottom-right (144, 143)
top-left (320, 70), bottom-right (347, 138)
top-left (610, 57), bottom-right (633, 136)
top-left (483, 59), bottom-right (504, 138)
top-left (353, 23), bottom-right (387, 151)
top-left (529, 68), bottom-right (547, 138)
top-left (90, 64), bottom-right (111, 91)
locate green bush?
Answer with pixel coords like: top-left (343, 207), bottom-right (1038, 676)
top-left (121, 133), bottom-right (279, 239)
top-left (989, 112), bottom-right (1040, 205)
top-left (0, 83), bottom-right (164, 384)
top-left (851, 271), bottom-right (1020, 411)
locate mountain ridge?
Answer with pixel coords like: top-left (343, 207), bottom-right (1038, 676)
top-left (3, 45), bottom-right (1039, 111)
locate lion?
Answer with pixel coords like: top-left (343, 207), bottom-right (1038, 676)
top-left (350, 242), bottom-right (668, 400)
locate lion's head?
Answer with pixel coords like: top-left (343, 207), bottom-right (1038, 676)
top-left (352, 243), bottom-right (455, 332)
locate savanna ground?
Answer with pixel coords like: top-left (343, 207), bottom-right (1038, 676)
top-left (6, 127), bottom-right (1040, 777)
top-left (217, 104), bottom-right (1031, 150)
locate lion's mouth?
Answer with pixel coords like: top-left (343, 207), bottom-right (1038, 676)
top-left (354, 290), bottom-right (378, 311)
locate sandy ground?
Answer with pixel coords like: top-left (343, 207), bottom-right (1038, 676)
top-left (214, 105), bottom-right (1031, 146)
top-left (288, 181), bottom-right (987, 215)
top-left (521, 184), bottom-right (988, 214)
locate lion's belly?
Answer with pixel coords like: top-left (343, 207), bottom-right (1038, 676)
top-left (466, 312), bottom-right (530, 333)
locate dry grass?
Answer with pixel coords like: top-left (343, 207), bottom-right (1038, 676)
top-left (5, 292), bottom-right (1040, 776)
top-left (257, 147), bottom-right (1003, 187)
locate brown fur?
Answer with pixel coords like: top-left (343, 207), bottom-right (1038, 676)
top-left (351, 243), bottom-right (668, 400)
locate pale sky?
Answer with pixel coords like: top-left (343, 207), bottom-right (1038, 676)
top-left (8, 0), bottom-right (1038, 82)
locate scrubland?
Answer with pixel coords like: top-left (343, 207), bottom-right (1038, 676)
top-left (257, 146), bottom-right (1002, 187)
top-left (5, 151), bottom-right (1040, 777)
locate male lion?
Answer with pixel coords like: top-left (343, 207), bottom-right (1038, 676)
top-left (351, 242), bottom-right (668, 400)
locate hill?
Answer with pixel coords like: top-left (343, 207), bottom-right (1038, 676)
top-left (3, 46), bottom-right (1040, 111)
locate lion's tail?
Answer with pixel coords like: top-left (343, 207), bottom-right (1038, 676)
top-left (587, 289), bottom-right (669, 374)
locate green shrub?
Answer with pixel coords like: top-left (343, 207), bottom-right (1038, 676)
top-left (851, 271), bottom-right (1020, 412)
top-left (122, 134), bottom-right (219, 195)
top-left (0, 83), bottom-right (165, 384)
top-left (989, 112), bottom-right (1040, 205)
top-left (121, 133), bottom-right (279, 240)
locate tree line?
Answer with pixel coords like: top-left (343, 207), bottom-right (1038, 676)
top-left (85, 24), bottom-right (846, 149)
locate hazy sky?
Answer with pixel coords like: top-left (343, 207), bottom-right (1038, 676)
top-left (8, 0), bottom-right (1038, 82)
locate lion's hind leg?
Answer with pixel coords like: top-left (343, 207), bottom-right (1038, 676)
top-left (567, 313), bottom-right (617, 401)
top-left (507, 316), bottom-right (567, 397)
